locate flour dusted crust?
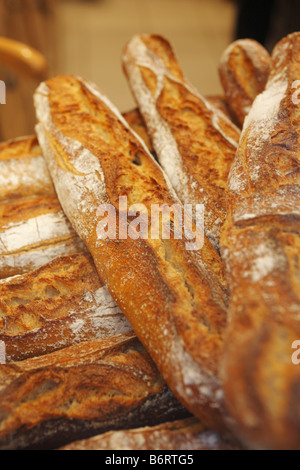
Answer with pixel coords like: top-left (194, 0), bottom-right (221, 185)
top-left (205, 95), bottom-right (233, 121)
top-left (0, 114), bottom-right (149, 203)
top-left (122, 34), bottom-right (241, 249)
top-left (34, 74), bottom-right (233, 433)
top-left (0, 252), bottom-right (132, 361)
top-left (60, 417), bottom-right (241, 451)
top-left (219, 39), bottom-right (272, 127)
top-left (0, 135), bottom-right (132, 361)
top-left (0, 136), bottom-right (87, 279)
top-left (220, 32), bottom-right (300, 450)
top-left (0, 136), bottom-right (55, 200)
top-left (0, 118), bottom-right (148, 280)
top-left (0, 194), bottom-right (86, 279)
top-left (0, 133), bottom-right (190, 449)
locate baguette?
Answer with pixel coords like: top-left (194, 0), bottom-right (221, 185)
top-left (219, 39), bottom-right (271, 128)
top-left (60, 417), bottom-right (241, 451)
top-left (205, 95), bottom-right (233, 122)
top-left (0, 115), bottom-right (149, 203)
top-left (0, 136), bottom-right (55, 201)
top-left (122, 108), bottom-right (153, 153)
top-left (0, 127), bottom-right (147, 279)
top-left (0, 137), bottom-right (131, 361)
top-left (0, 252), bottom-right (132, 362)
top-left (122, 34), bottom-right (241, 249)
top-left (0, 137), bottom-right (86, 280)
top-left (34, 74), bottom-right (231, 434)
top-left (0, 194), bottom-right (86, 279)
top-left (220, 32), bottom-right (300, 449)
top-left (0, 332), bottom-right (188, 450)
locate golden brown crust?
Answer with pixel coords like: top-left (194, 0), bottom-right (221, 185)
top-left (219, 39), bottom-right (272, 128)
top-left (122, 34), bottom-right (240, 249)
top-left (0, 136), bottom-right (88, 280)
top-left (34, 74), bottom-right (231, 433)
top-left (0, 194), bottom-right (61, 228)
top-left (0, 134), bottom-right (188, 449)
top-left (0, 252), bottom-right (132, 361)
top-left (60, 417), bottom-right (242, 451)
top-left (122, 108), bottom-right (154, 153)
top-left (0, 135), bottom-right (40, 162)
top-left (0, 333), bottom-right (188, 450)
top-left (220, 33), bottom-right (300, 449)
top-left (0, 193), bottom-right (86, 280)
top-left (205, 94), bottom-right (233, 121)
top-left (0, 136), bottom-right (55, 201)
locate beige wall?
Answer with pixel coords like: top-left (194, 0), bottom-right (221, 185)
top-left (0, 0), bottom-right (237, 140)
top-left (57, 0), bottom-right (237, 113)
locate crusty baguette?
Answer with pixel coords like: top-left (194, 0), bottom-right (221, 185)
top-left (0, 332), bottom-right (188, 450)
top-left (0, 136), bottom-right (55, 201)
top-left (60, 417), bottom-right (241, 451)
top-left (0, 135), bottom-right (86, 280)
top-left (0, 194), bottom-right (86, 279)
top-left (205, 94), bottom-right (233, 122)
top-left (220, 32), bottom-right (300, 450)
top-left (0, 128), bottom-right (146, 279)
top-left (0, 114), bottom-right (149, 203)
top-left (0, 136), bottom-right (131, 361)
top-left (122, 108), bottom-right (153, 153)
top-left (122, 34), bottom-right (241, 249)
top-left (219, 39), bottom-right (271, 128)
top-left (0, 252), bottom-right (132, 362)
top-left (34, 74), bottom-right (231, 434)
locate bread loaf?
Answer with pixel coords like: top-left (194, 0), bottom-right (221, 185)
top-left (0, 112), bottom-right (150, 204)
top-left (122, 108), bottom-right (153, 153)
top-left (0, 252), bottom-right (132, 362)
top-left (220, 32), bottom-right (300, 450)
top-left (122, 34), bottom-right (240, 249)
top-left (0, 135), bottom-right (87, 279)
top-left (0, 332), bottom-right (188, 450)
top-left (219, 39), bottom-right (271, 127)
top-left (60, 417), bottom-right (241, 451)
top-left (0, 125), bottom-right (147, 280)
top-left (0, 134), bottom-right (190, 449)
top-left (205, 95), bottom-right (233, 121)
top-left (0, 194), bottom-right (86, 279)
top-left (0, 136), bottom-right (55, 201)
top-left (34, 74), bottom-right (231, 434)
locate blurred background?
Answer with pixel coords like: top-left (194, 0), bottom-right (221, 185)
top-left (0, 0), bottom-right (299, 141)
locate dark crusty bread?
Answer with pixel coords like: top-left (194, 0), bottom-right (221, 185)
top-left (34, 74), bottom-right (232, 434)
top-left (122, 34), bottom-right (241, 249)
top-left (0, 332), bottom-right (188, 450)
top-left (0, 252), bottom-right (132, 362)
top-left (219, 38), bottom-right (271, 128)
top-left (60, 417), bottom-right (242, 451)
top-left (220, 32), bottom-right (300, 449)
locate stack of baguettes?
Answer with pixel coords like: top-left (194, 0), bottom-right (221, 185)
top-left (0, 31), bottom-right (299, 451)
